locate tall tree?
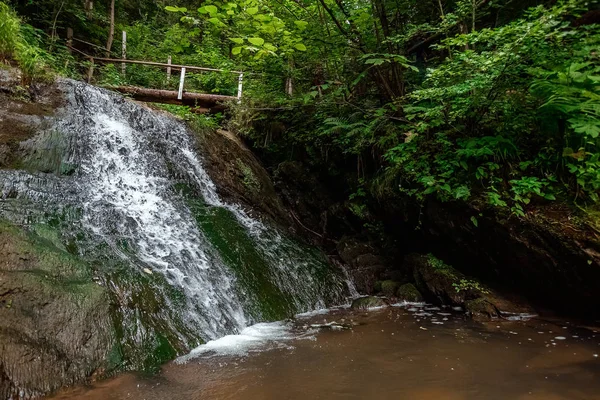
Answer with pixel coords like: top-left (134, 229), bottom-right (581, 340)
top-left (105, 0), bottom-right (115, 57)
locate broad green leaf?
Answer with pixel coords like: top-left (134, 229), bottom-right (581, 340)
top-left (365, 58), bottom-right (386, 66)
top-left (230, 38), bottom-right (244, 44)
top-left (294, 43), bottom-right (307, 51)
top-left (232, 46), bottom-right (242, 55)
top-left (470, 216), bottom-right (478, 227)
top-left (248, 37), bottom-right (264, 46)
top-left (208, 17), bottom-right (221, 25)
top-left (165, 6), bottom-right (181, 12)
top-left (205, 5), bottom-right (218, 15)
top-left (294, 20), bottom-right (308, 29)
top-left (246, 7), bottom-right (259, 15)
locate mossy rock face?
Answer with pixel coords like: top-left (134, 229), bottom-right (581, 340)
top-left (380, 280), bottom-right (400, 297)
top-left (0, 220), bottom-right (113, 399)
top-left (350, 296), bottom-right (387, 310)
top-left (407, 253), bottom-right (469, 305)
top-left (396, 283), bottom-right (423, 302)
top-left (465, 298), bottom-right (499, 320)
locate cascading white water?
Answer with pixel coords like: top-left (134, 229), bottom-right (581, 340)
top-left (0, 80), bottom-right (347, 350)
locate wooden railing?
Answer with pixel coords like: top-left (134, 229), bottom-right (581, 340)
top-left (66, 29), bottom-right (244, 103)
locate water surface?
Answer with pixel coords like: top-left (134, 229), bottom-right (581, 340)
top-left (52, 304), bottom-right (600, 400)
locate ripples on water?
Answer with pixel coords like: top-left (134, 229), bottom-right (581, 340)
top-left (52, 303), bottom-right (600, 400)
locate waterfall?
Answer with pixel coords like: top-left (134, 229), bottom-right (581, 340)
top-left (0, 80), bottom-right (346, 360)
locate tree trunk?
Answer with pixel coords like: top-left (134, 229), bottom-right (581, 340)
top-left (85, 0), bottom-right (94, 16)
top-left (110, 86), bottom-right (234, 112)
top-left (105, 0), bottom-right (115, 57)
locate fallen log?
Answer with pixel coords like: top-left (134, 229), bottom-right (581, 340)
top-left (110, 86), bottom-right (235, 112)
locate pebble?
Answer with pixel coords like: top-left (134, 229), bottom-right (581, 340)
top-left (143, 268), bottom-right (153, 275)
top-left (555, 336), bottom-right (566, 340)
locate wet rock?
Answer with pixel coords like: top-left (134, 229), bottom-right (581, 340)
top-left (464, 298), bottom-right (499, 320)
top-left (396, 283), bottom-right (423, 302)
top-left (0, 67), bottom-right (63, 170)
top-left (197, 129), bottom-right (291, 226)
top-left (336, 237), bottom-right (387, 294)
top-left (337, 237), bottom-right (375, 265)
top-left (409, 253), bottom-right (468, 305)
top-left (422, 200), bottom-right (600, 317)
top-left (350, 296), bottom-right (387, 310)
top-left (380, 280), bottom-right (400, 297)
top-left (407, 253), bottom-right (533, 319)
top-left (0, 222), bottom-right (113, 399)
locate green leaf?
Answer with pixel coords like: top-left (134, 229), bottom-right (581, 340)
top-left (294, 20), bottom-right (308, 29)
top-left (263, 43), bottom-right (277, 51)
top-left (470, 216), bottom-right (478, 227)
top-left (246, 7), bottom-right (259, 15)
top-left (248, 37), bottom-right (264, 46)
top-left (197, 6), bottom-right (208, 14)
top-left (230, 38), bottom-right (244, 44)
top-left (208, 17), bottom-right (221, 25)
top-left (365, 58), bottom-right (386, 66)
top-left (231, 46), bottom-right (242, 55)
top-left (205, 5), bottom-right (218, 15)
top-left (165, 6), bottom-right (181, 12)
top-left (294, 43), bottom-right (307, 51)
top-left (454, 185), bottom-right (471, 199)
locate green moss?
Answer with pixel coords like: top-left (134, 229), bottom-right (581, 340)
top-left (237, 159), bottom-right (261, 194)
top-left (179, 184), bottom-right (293, 320)
top-left (464, 298), bottom-right (498, 319)
top-left (427, 253), bottom-right (451, 270)
top-left (101, 262), bottom-right (197, 374)
top-left (426, 254), bottom-right (458, 280)
top-left (380, 280), bottom-right (400, 297)
top-left (21, 130), bottom-right (77, 175)
top-left (350, 296), bottom-right (387, 310)
top-left (396, 283), bottom-right (423, 302)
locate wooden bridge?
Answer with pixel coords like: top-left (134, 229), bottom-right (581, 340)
top-left (67, 31), bottom-right (243, 113)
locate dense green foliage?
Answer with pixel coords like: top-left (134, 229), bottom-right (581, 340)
top-left (1, 0), bottom-right (599, 221)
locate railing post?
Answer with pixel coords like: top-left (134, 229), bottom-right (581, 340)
top-left (87, 57), bottom-right (94, 83)
top-left (66, 28), bottom-right (73, 48)
top-left (178, 67), bottom-right (186, 100)
top-left (167, 56), bottom-right (172, 82)
top-left (121, 31), bottom-right (127, 76)
top-left (237, 73), bottom-right (243, 103)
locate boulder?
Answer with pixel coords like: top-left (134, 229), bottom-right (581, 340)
top-left (464, 298), bottom-right (500, 320)
top-left (380, 280), bottom-right (400, 297)
top-left (406, 253), bottom-right (534, 319)
top-left (0, 222), bottom-right (113, 399)
top-left (350, 296), bottom-right (388, 310)
top-left (336, 237), bottom-right (387, 294)
top-left (409, 253), bottom-right (470, 305)
top-left (396, 283), bottom-right (423, 302)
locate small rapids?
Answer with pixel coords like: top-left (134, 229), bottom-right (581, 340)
top-left (0, 80), bottom-right (346, 350)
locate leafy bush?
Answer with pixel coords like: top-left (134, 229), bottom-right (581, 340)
top-left (0, 1), bottom-right (51, 83)
top-left (0, 2), bottom-right (19, 60)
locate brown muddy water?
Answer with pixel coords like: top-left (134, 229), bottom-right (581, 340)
top-left (51, 303), bottom-right (600, 400)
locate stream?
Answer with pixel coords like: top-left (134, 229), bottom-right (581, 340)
top-left (52, 303), bottom-right (600, 400)
top-left (2, 78), bottom-right (599, 400)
